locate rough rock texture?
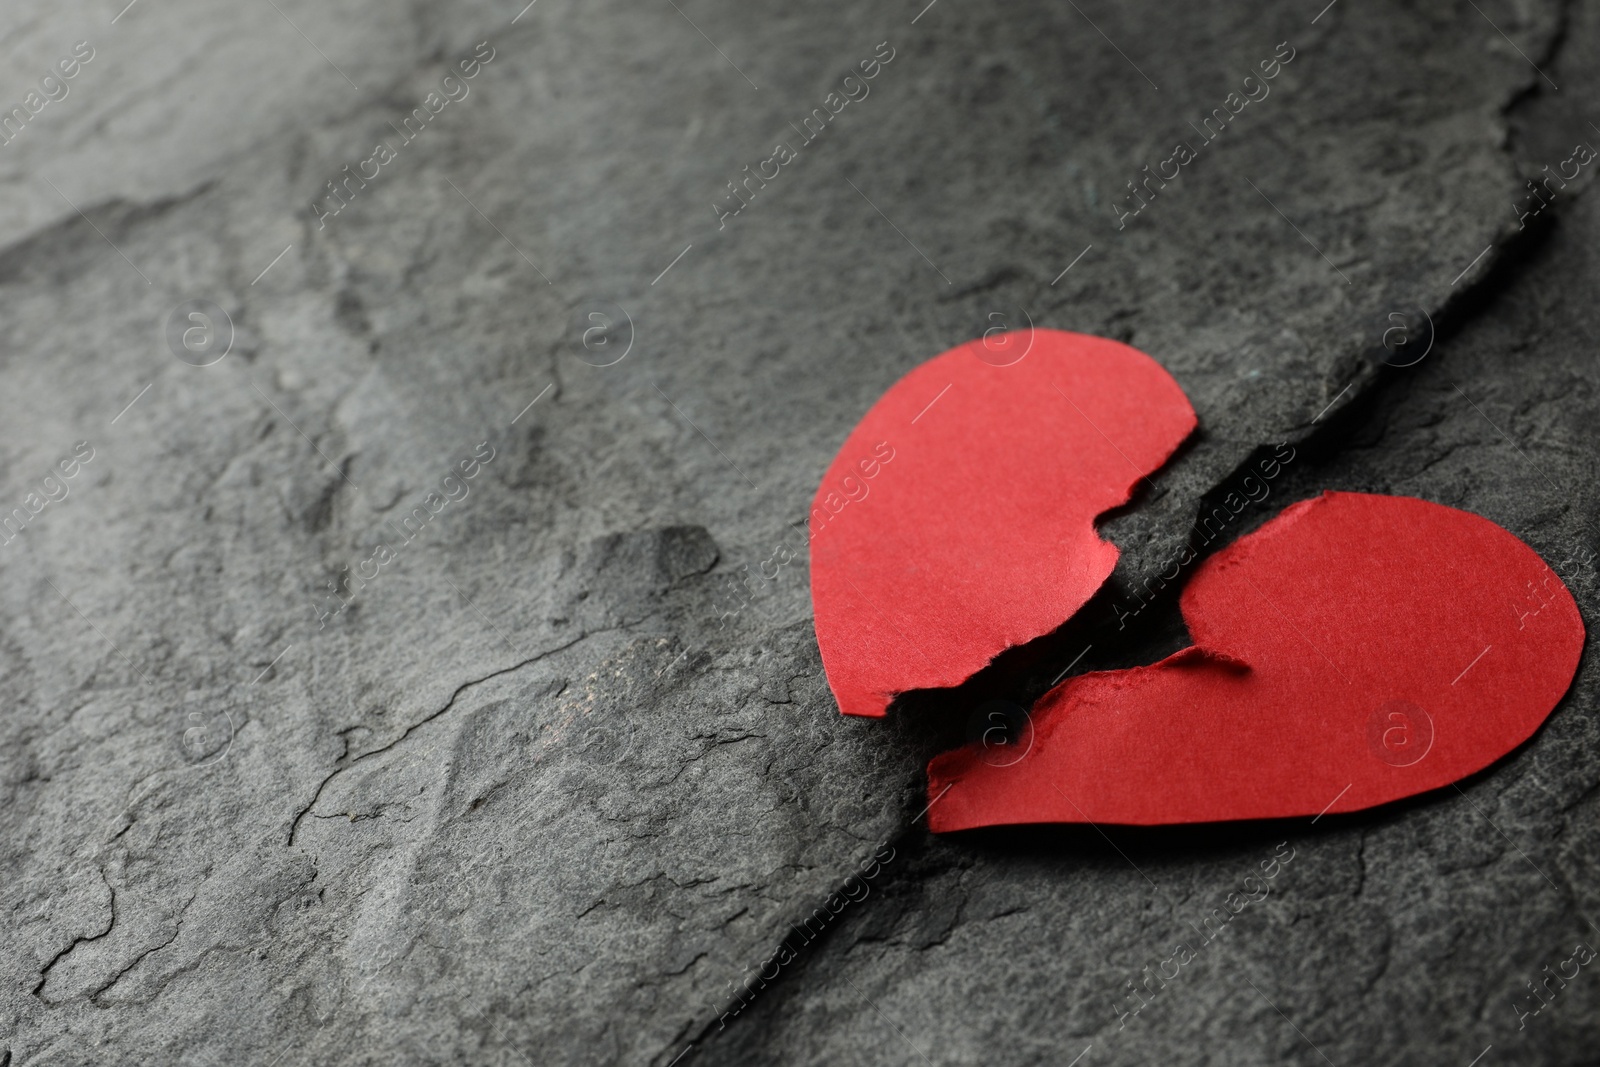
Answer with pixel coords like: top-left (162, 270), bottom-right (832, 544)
top-left (2, 0), bottom-right (1597, 1064)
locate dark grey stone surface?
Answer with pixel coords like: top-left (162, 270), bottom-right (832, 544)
top-left (1, 0), bottom-right (1596, 1064)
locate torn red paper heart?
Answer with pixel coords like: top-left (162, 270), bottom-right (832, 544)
top-left (927, 491), bottom-right (1585, 829)
top-left (808, 329), bottom-right (1197, 719)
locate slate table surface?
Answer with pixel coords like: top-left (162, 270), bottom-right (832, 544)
top-left (2, 0), bottom-right (1598, 1064)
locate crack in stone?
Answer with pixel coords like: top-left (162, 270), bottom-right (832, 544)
top-left (31, 867), bottom-right (116, 998)
top-left (285, 625), bottom-right (623, 846)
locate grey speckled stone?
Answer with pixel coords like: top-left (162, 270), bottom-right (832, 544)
top-left (0, 0), bottom-right (1594, 1064)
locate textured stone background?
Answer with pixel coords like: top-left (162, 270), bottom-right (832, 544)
top-left (1, 0), bottom-right (1597, 1064)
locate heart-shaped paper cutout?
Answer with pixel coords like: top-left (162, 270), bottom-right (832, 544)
top-left (927, 491), bottom-right (1585, 828)
top-left (809, 329), bottom-right (1196, 719)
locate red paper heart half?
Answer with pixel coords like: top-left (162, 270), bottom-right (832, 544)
top-left (809, 329), bottom-right (1197, 719)
top-left (928, 491), bottom-right (1585, 829)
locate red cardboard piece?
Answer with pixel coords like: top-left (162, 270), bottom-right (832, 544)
top-left (928, 492), bottom-right (1586, 829)
top-left (809, 329), bottom-right (1196, 719)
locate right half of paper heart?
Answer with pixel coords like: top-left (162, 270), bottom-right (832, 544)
top-left (928, 491), bottom-right (1586, 830)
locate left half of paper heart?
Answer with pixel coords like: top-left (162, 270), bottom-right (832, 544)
top-left (809, 329), bottom-right (1197, 719)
